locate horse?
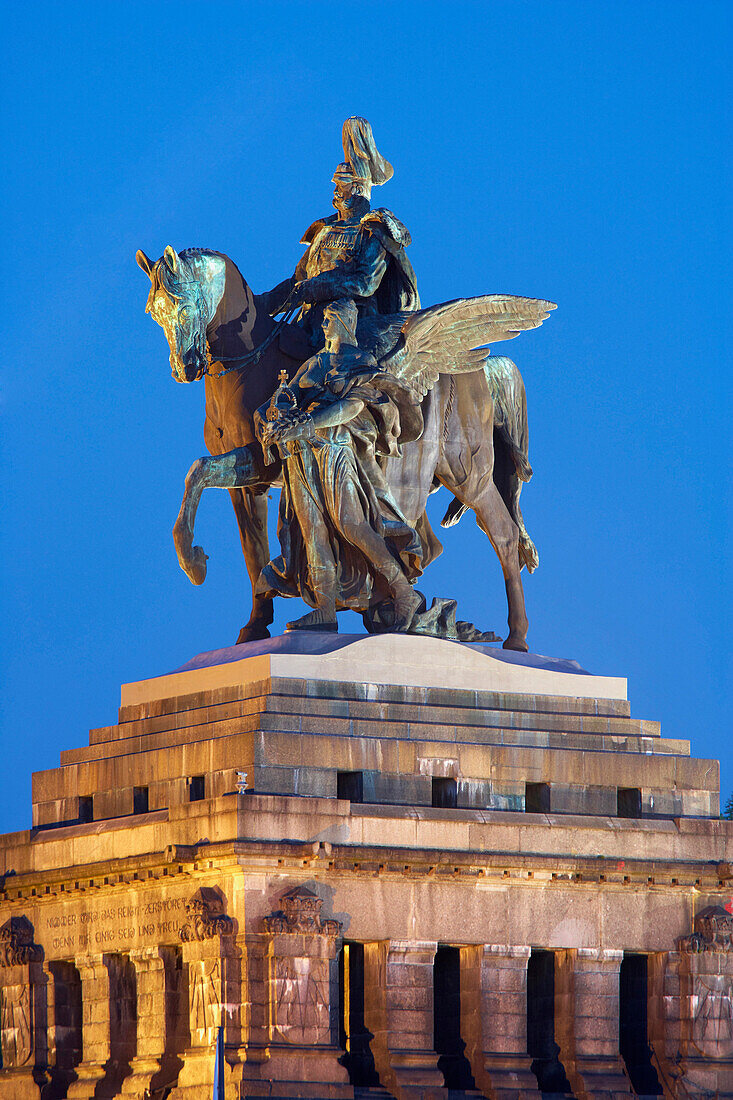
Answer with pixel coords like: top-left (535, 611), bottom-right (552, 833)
top-left (136, 245), bottom-right (540, 651)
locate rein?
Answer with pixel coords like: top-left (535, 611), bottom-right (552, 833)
top-left (205, 309), bottom-right (297, 378)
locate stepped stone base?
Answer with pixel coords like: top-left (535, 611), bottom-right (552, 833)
top-left (0, 634), bottom-right (731, 1098)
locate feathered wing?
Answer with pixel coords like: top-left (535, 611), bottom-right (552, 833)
top-left (375, 294), bottom-right (556, 398)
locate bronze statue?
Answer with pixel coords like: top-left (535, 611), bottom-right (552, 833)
top-left (136, 117), bottom-right (555, 651)
top-left (266, 117), bottom-right (419, 343)
top-left (255, 298), bottom-right (424, 634)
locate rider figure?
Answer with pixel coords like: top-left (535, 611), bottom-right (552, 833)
top-left (265, 117), bottom-right (420, 344)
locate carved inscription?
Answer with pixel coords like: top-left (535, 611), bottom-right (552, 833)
top-left (44, 897), bottom-right (185, 953)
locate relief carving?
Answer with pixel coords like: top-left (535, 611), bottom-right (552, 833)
top-left (0, 916), bottom-right (41, 967)
top-left (679, 907), bottom-right (733, 1060)
top-left (262, 886), bottom-right (342, 936)
top-left (0, 917), bottom-right (38, 1067)
top-left (689, 974), bottom-right (733, 1059)
top-left (190, 958), bottom-right (221, 1032)
top-left (272, 955), bottom-right (330, 1045)
top-left (679, 906), bottom-right (733, 954)
top-left (0, 983), bottom-right (31, 1067)
top-left (179, 887), bottom-right (233, 942)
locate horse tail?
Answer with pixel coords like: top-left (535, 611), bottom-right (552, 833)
top-left (440, 356), bottom-right (539, 573)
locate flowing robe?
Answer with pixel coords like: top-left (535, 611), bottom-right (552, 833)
top-left (257, 358), bottom-right (423, 613)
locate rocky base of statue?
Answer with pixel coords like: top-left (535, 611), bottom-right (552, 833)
top-left (363, 591), bottom-right (500, 643)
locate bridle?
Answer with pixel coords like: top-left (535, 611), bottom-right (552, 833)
top-left (157, 263), bottom-right (297, 381)
top-left (204, 308), bottom-right (297, 378)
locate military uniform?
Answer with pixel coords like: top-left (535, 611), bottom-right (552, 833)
top-left (274, 208), bottom-right (420, 344)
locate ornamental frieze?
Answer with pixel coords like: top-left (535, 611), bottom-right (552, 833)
top-left (262, 886), bottom-right (342, 936)
top-left (0, 916), bottom-right (41, 967)
top-left (179, 887), bottom-right (233, 942)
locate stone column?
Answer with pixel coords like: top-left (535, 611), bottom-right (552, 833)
top-left (460, 944), bottom-right (540, 1099)
top-left (44, 960), bottom-right (83, 1100)
top-left (363, 939), bottom-right (445, 1100)
top-left (168, 887), bottom-right (240, 1100)
top-left (554, 948), bottom-right (633, 1100)
top-left (120, 946), bottom-right (172, 1097)
top-left (0, 917), bottom-right (46, 1100)
top-left (256, 886), bottom-right (350, 1096)
top-left (67, 953), bottom-right (112, 1100)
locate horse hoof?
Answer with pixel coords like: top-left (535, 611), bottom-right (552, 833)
top-left (186, 546), bottom-right (208, 586)
top-left (236, 624), bottom-right (271, 645)
top-left (503, 634), bottom-right (529, 653)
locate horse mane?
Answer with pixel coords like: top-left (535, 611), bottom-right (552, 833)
top-left (151, 248), bottom-right (230, 303)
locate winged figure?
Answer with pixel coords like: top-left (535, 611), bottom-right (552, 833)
top-left (358, 293), bottom-right (556, 398)
top-left (251, 293), bottom-right (554, 635)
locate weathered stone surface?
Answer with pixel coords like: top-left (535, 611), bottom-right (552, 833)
top-left (2, 644), bottom-right (733, 1096)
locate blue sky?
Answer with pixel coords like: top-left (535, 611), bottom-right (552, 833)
top-left (1, 0), bottom-right (731, 834)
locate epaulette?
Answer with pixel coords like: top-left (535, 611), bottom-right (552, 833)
top-left (360, 208), bottom-right (412, 251)
top-left (300, 214), bottom-right (338, 245)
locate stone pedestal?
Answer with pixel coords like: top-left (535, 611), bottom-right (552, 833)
top-left (364, 940), bottom-right (445, 1100)
top-left (0, 632), bottom-right (732, 1098)
top-left (0, 918), bottom-right (46, 1100)
top-left (555, 948), bottom-right (632, 1100)
top-left (461, 944), bottom-right (540, 1098)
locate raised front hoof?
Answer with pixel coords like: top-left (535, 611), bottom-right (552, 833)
top-left (503, 634), bottom-right (529, 653)
top-left (181, 545), bottom-right (208, 586)
top-left (236, 623), bottom-right (271, 645)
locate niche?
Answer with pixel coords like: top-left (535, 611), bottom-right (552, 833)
top-left (338, 941), bottom-right (379, 1086)
top-left (433, 945), bottom-right (475, 1089)
top-left (527, 948), bottom-right (572, 1094)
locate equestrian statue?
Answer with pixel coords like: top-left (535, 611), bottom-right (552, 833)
top-left (136, 117), bottom-right (555, 651)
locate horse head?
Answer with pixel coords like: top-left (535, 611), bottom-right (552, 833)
top-left (136, 246), bottom-right (226, 382)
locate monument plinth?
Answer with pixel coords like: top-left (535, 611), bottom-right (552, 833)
top-left (1, 634), bottom-right (731, 1099)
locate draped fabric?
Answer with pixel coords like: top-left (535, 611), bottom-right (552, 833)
top-left (257, 397), bottom-right (423, 613)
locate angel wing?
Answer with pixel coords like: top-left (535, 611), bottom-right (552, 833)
top-left (373, 294), bottom-right (556, 399)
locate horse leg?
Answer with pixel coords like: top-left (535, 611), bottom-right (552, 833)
top-left (436, 373), bottom-right (530, 651)
top-left (466, 481), bottom-right (529, 651)
top-left (228, 488), bottom-right (274, 643)
top-left (173, 447), bottom-right (260, 583)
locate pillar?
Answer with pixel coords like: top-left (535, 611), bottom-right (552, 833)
top-left (653, 906), bottom-right (733, 1099)
top-left (250, 885), bottom-right (350, 1097)
top-left (0, 917), bottom-right (47, 1100)
top-left (168, 887), bottom-right (241, 1100)
top-left (363, 940), bottom-right (445, 1100)
top-left (119, 946), bottom-right (184, 1097)
top-left (67, 953), bottom-right (111, 1100)
top-left (461, 944), bottom-right (540, 1099)
top-left (554, 947), bottom-right (633, 1100)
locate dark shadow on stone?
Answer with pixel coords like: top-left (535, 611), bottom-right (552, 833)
top-left (527, 949), bottom-right (572, 1096)
top-left (434, 945), bottom-right (476, 1090)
